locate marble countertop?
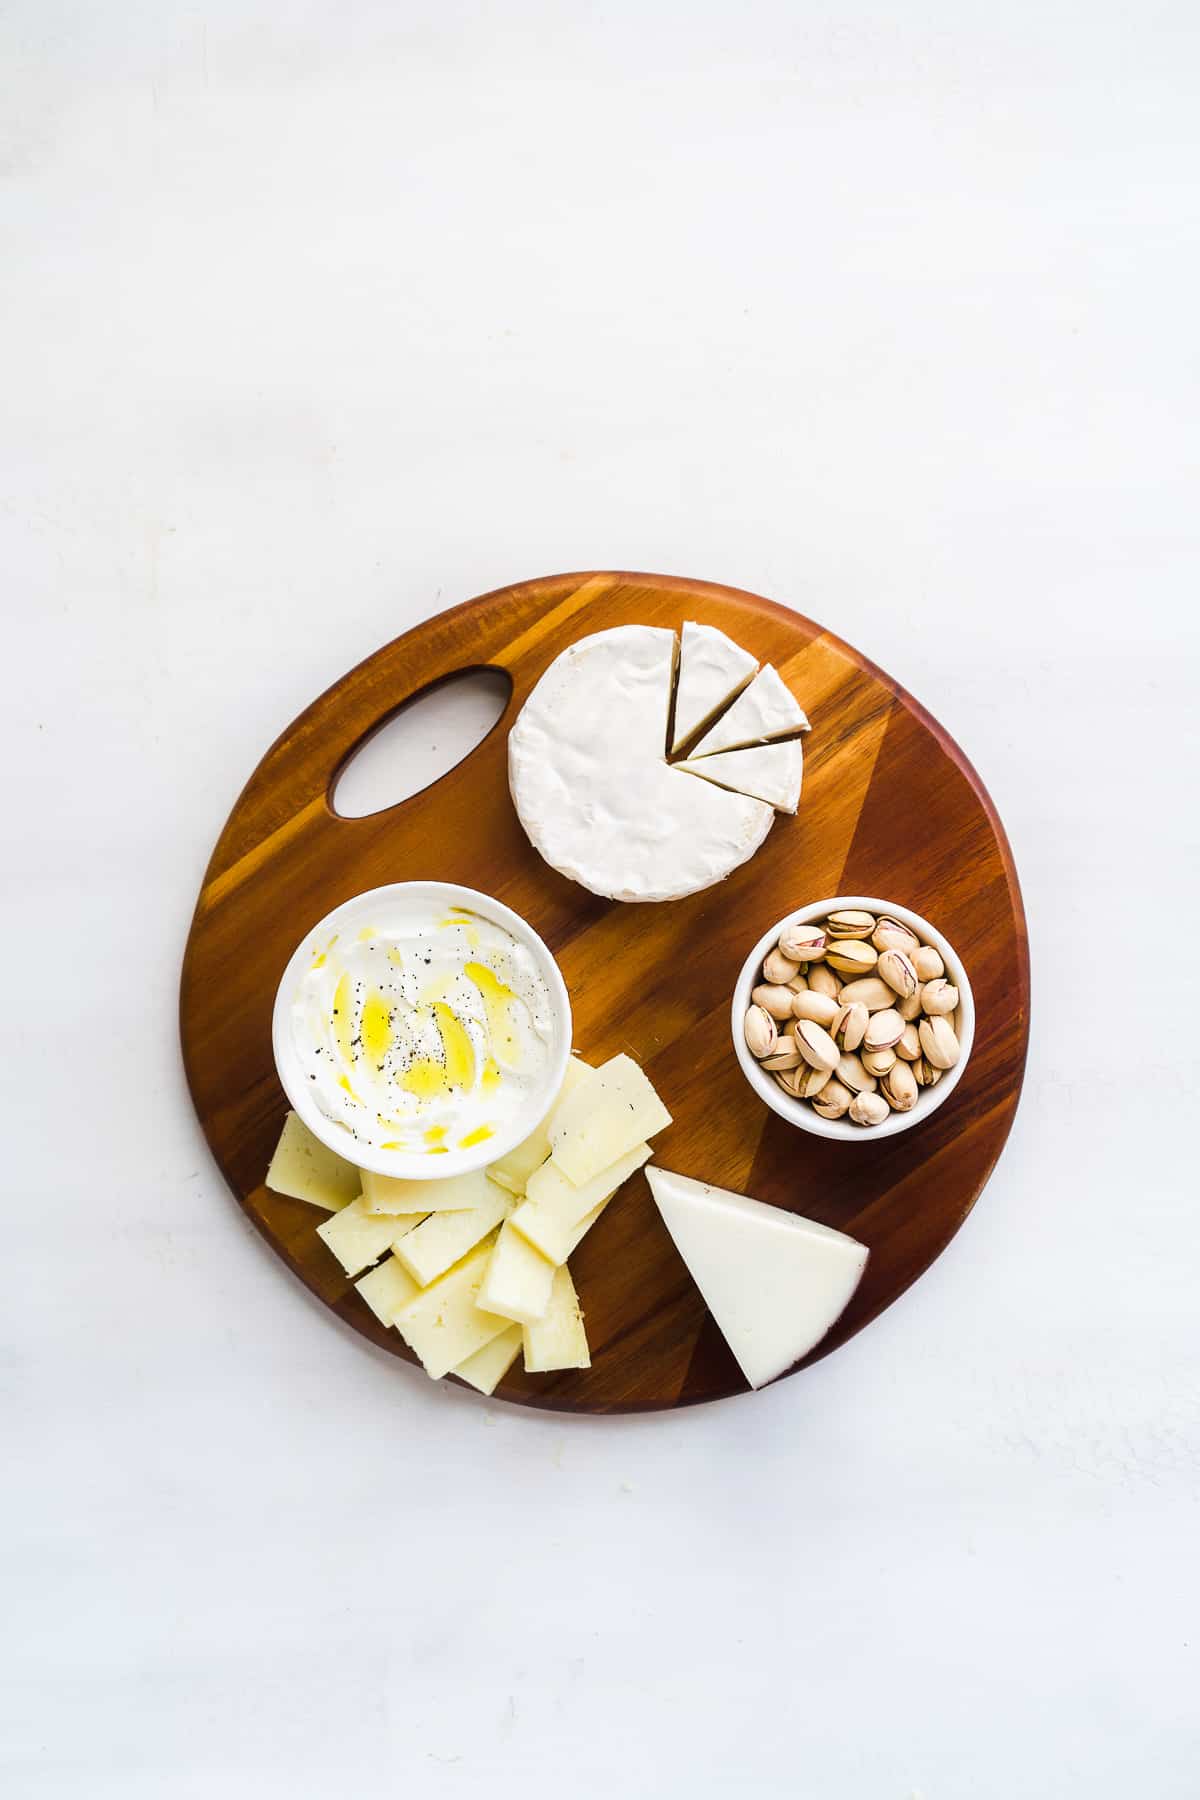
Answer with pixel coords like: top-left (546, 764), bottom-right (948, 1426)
top-left (3, 3), bottom-right (1197, 1795)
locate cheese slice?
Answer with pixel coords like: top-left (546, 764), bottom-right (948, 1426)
top-left (509, 1195), bottom-right (608, 1267)
top-left (393, 1233), bottom-right (511, 1378)
top-left (510, 1142), bottom-right (650, 1264)
top-left (361, 1165), bottom-right (497, 1215)
top-left (690, 664), bottom-right (809, 757)
top-left (645, 1166), bottom-right (868, 1389)
top-left (509, 624), bottom-right (774, 903)
top-left (550, 1054), bottom-right (671, 1187)
top-left (265, 1112), bottom-right (360, 1212)
top-left (671, 622), bottom-right (758, 752)
top-left (477, 1220), bottom-right (556, 1325)
top-left (395, 1181), bottom-right (512, 1286)
top-left (317, 1195), bottom-right (421, 1277)
top-left (453, 1323), bottom-right (523, 1396)
top-left (486, 1056), bottom-right (596, 1196)
top-left (522, 1265), bottom-right (590, 1372)
top-left (388, 1213), bottom-right (428, 1248)
top-left (355, 1255), bottom-right (420, 1325)
top-left (677, 740), bottom-right (803, 814)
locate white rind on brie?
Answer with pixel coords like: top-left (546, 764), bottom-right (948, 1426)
top-left (671, 622), bottom-right (759, 753)
top-left (690, 663), bottom-right (810, 757)
top-left (509, 625), bottom-right (774, 902)
top-left (676, 741), bottom-right (803, 814)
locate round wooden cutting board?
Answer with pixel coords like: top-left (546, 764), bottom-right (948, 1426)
top-left (180, 572), bottom-right (1029, 1412)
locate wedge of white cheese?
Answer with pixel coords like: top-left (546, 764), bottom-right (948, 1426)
top-left (393, 1234), bottom-right (512, 1378)
top-left (691, 663), bottom-right (809, 757)
top-left (677, 740), bottom-right (803, 814)
top-left (671, 622), bottom-right (758, 752)
top-left (523, 1265), bottom-right (590, 1372)
top-left (508, 624), bottom-right (774, 902)
top-left (395, 1180), bottom-right (512, 1286)
top-left (266, 1112), bottom-right (360, 1212)
top-left (645, 1167), bottom-right (868, 1390)
top-left (549, 1054), bottom-right (671, 1187)
top-left (453, 1323), bottom-right (524, 1396)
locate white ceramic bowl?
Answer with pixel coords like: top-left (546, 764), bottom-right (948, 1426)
top-left (272, 881), bottom-right (572, 1181)
top-left (731, 895), bottom-right (974, 1142)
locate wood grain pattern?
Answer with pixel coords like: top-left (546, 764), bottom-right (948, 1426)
top-left (179, 571), bottom-right (1030, 1412)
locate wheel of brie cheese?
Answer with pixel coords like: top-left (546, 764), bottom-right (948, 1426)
top-left (508, 624), bottom-right (807, 902)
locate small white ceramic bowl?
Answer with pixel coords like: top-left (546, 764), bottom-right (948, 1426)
top-left (272, 881), bottom-right (571, 1181)
top-left (731, 895), bottom-right (974, 1142)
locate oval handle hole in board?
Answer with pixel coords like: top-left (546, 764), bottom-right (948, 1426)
top-left (330, 668), bottom-right (512, 819)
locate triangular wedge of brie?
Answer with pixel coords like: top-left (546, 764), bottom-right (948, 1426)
top-left (671, 622), bottom-right (758, 753)
top-left (690, 664), bottom-right (809, 757)
top-left (677, 740), bottom-right (803, 814)
top-left (645, 1167), bottom-right (868, 1389)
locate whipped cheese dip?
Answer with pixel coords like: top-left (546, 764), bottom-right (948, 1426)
top-left (290, 900), bottom-right (556, 1159)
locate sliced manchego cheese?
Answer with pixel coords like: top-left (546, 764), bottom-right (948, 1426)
top-left (670, 621), bottom-right (758, 753)
top-left (522, 1264), bottom-right (590, 1372)
top-left (393, 1233), bottom-right (511, 1379)
top-left (453, 1322), bottom-right (524, 1396)
top-left (355, 1255), bottom-right (420, 1325)
top-left (645, 1166), bottom-right (868, 1389)
top-left (265, 1111), bottom-right (360, 1212)
top-left (510, 1141), bottom-right (650, 1264)
top-left (509, 1195), bottom-right (607, 1268)
top-left (361, 1164), bottom-right (497, 1215)
top-left (549, 1053), bottom-right (671, 1187)
top-left (317, 1195), bottom-right (423, 1277)
top-left (690, 663), bottom-right (809, 757)
top-left (477, 1220), bottom-right (556, 1325)
top-left (486, 1056), bottom-right (596, 1196)
top-left (525, 1139), bottom-right (650, 1217)
top-left (395, 1180), bottom-right (512, 1287)
top-left (677, 740), bottom-right (803, 814)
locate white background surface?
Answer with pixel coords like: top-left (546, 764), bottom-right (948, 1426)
top-left (3, 3), bottom-right (1198, 1795)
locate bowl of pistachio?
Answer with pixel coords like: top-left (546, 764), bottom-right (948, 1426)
top-left (731, 897), bottom-right (975, 1141)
